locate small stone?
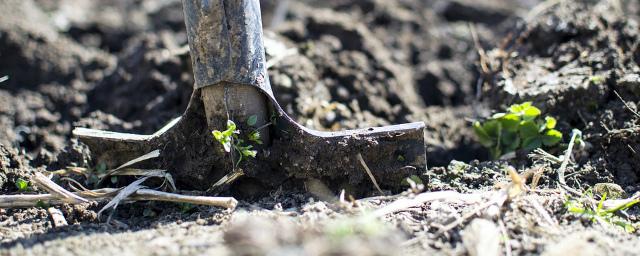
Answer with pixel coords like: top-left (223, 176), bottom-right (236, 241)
top-left (462, 218), bottom-right (501, 256)
top-left (592, 183), bottom-right (626, 199)
top-left (542, 232), bottom-right (605, 256)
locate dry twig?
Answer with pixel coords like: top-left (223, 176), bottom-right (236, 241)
top-left (32, 172), bottom-right (88, 204)
top-left (613, 90), bottom-right (640, 119)
top-left (373, 191), bottom-right (485, 217)
top-left (0, 188), bottom-right (237, 210)
top-left (47, 207), bottom-right (68, 227)
top-left (357, 153), bottom-right (384, 195)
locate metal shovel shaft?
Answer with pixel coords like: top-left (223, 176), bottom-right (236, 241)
top-left (182, 0), bottom-right (272, 93)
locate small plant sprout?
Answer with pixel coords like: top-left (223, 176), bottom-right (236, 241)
top-left (15, 178), bottom-right (29, 192)
top-left (248, 131), bottom-right (262, 144)
top-left (565, 192), bottom-right (639, 233)
top-left (588, 75), bottom-right (605, 85)
top-left (212, 119), bottom-right (260, 167)
top-left (473, 102), bottom-right (563, 159)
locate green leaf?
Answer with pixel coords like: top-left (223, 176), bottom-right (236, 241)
top-left (247, 115), bottom-right (258, 126)
top-left (222, 139), bottom-right (231, 152)
top-left (519, 121), bottom-right (539, 139)
top-left (508, 102), bottom-right (531, 114)
top-left (223, 120), bottom-right (237, 137)
top-left (498, 113), bottom-right (520, 132)
top-left (522, 136), bottom-right (542, 151)
top-left (248, 131), bottom-right (262, 144)
top-left (565, 200), bottom-right (586, 214)
top-left (15, 178), bottom-right (28, 191)
top-left (212, 130), bottom-right (224, 141)
top-left (36, 200), bottom-right (49, 209)
top-left (242, 149), bottom-right (257, 158)
top-left (491, 112), bottom-right (506, 119)
top-left (571, 129), bottom-right (583, 146)
top-left (179, 203), bottom-right (195, 213)
top-left (482, 120), bottom-right (501, 138)
top-left (542, 129), bottom-right (562, 146)
top-left (143, 208), bottom-right (156, 217)
top-left (589, 75), bottom-right (605, 85)
top-left (227, 120), bottom-right (236, 130)
top-left (522, 105), bottom-right (541, 121)
top-left (501, 132), bottom-right (520, 152)
top-left (111, 176), bottom-right (118, 184)
top-left (96, 162), bottom-right (107, 173)
top-left (401, 174), bottom-right (423, 186)
top-left (212, 129), bottom-right (232, 152)
top-left (473, 121), bottom-right (494, 147)
top-left (545, 116), bottom-right (557, 129)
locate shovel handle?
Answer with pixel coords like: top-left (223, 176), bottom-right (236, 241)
top-left (182, 0), bottom-right (271, 94)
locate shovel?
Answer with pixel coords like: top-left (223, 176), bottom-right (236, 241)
top-left (73, 0), bottom-right (426, 194)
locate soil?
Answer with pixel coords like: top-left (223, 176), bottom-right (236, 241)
top-left (1, 0), bottom-right (640, 255)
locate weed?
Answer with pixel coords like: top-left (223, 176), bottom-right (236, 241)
top-left (473, 102), bottom-right (563, 159)
top-left (212, 119), bottom-right (261, 167)
top-left (565, 192), bottom-right (639, 233)
top-left (588, 75), bottom-right (605, 85)
top-left (35, 200), bottom-right (49, 209)
top-left (15, 178), bottom-right (29, 192)
top-left (325, 215), bottom-right (387, 241)
top-left (179, 203), bottom-right (195, 213)
top-left (142, 208), bottom-right (157, 217)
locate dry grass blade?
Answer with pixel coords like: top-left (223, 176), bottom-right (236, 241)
top-left (99, 149), bottom-right (161, 180)
top-left (33, 172), bottom-right (88, 204)
top-left (108, 168), bottom-right (176, 192)
top-left (526, 196), bottom-right (560, 231)
top-left (357, 153), bottom-right (384, 195)
top-left (373, 191), bottom-right (484, 217)
top-left (436, 190), bottom-right (509, 236)
top-left (98, 177), bottom-right (149, 222)
top-left (602, 192), bottom-right (640, 211)
top-left (208, 168), bottom-right (244, 194)
top-left (558, 130), bottom-right (580, 186)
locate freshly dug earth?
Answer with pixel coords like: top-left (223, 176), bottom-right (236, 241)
top-left (1, 0), bottom-right (639, 255)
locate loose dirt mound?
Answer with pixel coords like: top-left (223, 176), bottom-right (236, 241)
top-left (486, 1), bottom-right (640, 192)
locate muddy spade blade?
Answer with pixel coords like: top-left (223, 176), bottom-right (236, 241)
top-left (73, 0), bottom-right (426, 193)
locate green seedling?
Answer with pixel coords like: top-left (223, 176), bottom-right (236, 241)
top-left (36, 200), bottom-right (49, 209)
top-left (473, 102), bottom-right (563, 159)
top-left (212, 119), bottom-right (262, 167)
top-left (15, 178), bottom-right (29, 192)
top-left (179, 203), bottom-right (195, 213)
top-left (565, 192), bottom-right (639, 233)
top-left (589, 75), bottom-right (605, 85)
top-left (142, 208), bottom-right (157, 217)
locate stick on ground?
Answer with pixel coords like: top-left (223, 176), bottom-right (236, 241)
top-left (33, 172), bottom-right (88, 204)
top-left (0, 188), bottom-right (238, 210)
